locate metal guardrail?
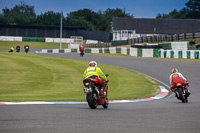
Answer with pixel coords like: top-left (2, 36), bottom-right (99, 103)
top-left (85, 43), bottom-right (111, 48)
top-left (128, 33), bottom-right (200, 44)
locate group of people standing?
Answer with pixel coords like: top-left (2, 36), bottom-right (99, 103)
top-left (9, 43), bottom-right (29, 53)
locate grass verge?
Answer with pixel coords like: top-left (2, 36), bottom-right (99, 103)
top-left (0, 53), bottom-right (160, 102)
top-left (0, 41), bottom-right (68, 51)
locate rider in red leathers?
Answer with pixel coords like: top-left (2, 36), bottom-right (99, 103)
top-left (79, 45), bottom-right (84, 57)
top-left (169, 68), bottom-right (190, 95)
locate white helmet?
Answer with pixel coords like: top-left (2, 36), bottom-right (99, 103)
top-left (172, 68), bottom-right (178, 73)
top-left (89, 61), bottom-right (97, 68)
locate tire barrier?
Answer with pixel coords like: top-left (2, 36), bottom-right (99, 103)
top-left (158, 50), bottom-right (200, 59)
top-left (38, 47), bottom-right (200, 59)
top-left (0, 36), bottom-right (22, 41)
top-left (37, 41), bottom-right (200, 59)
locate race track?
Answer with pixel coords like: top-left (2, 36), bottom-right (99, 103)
top-left (1, 52), bottom-right (200, 133)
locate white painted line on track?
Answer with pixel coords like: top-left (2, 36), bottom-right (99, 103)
top-left (0, 86), bottom-right (169, 105)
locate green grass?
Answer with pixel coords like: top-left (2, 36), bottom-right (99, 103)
top-left (0, 41), bottom-right (68, 51)
top-left (0, 53), bottom-right (160, 102)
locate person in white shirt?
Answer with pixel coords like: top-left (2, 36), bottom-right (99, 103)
top-left (169, 68), bottom-right (190, 95)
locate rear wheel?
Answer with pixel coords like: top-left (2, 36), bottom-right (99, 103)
top-left (177, 87), bottom-right (186, 103)
top-left (102, 97), bottom-right (109, 109)
top-left (87, 91), bottom-right (98, 109)
top-left (185, 94), bottom-right (188, 103)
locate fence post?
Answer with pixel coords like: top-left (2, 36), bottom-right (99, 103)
top-left (171, 35), bottom-right (173, 42)
top-left (192, 33), bottom-right (195, 39)
top-left (177, 34), bottom-right (179, 41)
top-left (184, 33), bottom-right (186, 40)
top-left (155, 36), bottom-right (158, 42)
top-left (141, 37), bottom-right (143, 43)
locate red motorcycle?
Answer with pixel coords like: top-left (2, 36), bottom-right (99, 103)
top-left (83, 74), bottom-right (108, 109)
top-left (174, 83), bottom-right (189, 103)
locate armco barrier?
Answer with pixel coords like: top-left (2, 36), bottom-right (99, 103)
top-left (22, 37), bottom-right (45, 42)
top-left (0, 36), bottom-right (22, 41)
top-left (158, 49), bottom-right (200, 59)
top-left (121, 47), bottom-right (127, 55)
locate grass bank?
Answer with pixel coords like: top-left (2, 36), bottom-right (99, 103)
top-left (0, 53), bottom-right (160, 102)
top-left (0, 41), bottom-right (68, 51)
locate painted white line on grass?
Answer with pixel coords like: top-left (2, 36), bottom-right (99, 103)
top-left (0, 86), bottom-right (169, 105)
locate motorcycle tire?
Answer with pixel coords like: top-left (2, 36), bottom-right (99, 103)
top-left (177, 87), bottom-right (186, 103)
top-left (86, 91), bottom-right (98, 109)
top-left (102, 97), bottom-right (109, 109)
top-left (185, 94), bottom-right (188, 103)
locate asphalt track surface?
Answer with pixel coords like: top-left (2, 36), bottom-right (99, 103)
top-left (1, 51), bottom-right (200, 133)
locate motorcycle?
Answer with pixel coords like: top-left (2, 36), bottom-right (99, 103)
top-left (25, 47), bottom-right (29, 53)
top-left (83, 74), bottom-right (108, 109)
top-left (16, 48), bottom-right (20, 53)
top-left (80, 50), bottom-right (84, 57)
top-left (174, 83), bottom-right (189, 103)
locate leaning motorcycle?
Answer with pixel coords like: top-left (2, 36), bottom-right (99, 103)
top-left (174, 83), bottom-right (189, 103)
top-left (83, 74), bottom-right (108, 109)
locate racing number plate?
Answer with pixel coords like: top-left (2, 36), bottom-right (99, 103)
top-left (84, 87), bottom-right (92, 93)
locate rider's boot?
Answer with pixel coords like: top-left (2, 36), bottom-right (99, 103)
top-left (185, 85), bottom-right (191, 97)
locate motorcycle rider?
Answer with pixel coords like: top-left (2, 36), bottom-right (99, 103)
top-left (169, 68), bottom-right (190, 96)
top-left (24, 43), bottom-right (29, 53)
top-left (83, 61), bottom-right (108, 97)
top-left (79, 44), bottom-right (84, 57)
top-left (9, 47), bottom-right (14, 52)
top-left (16, 44), bottom-right (20, 52)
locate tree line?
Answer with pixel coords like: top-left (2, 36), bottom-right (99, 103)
top-left (156, 0), bottom-right (200, 19)
top-left (0, 2), bottom-right (133, 33)
top-left (0, 0), bottom-right (199, 33)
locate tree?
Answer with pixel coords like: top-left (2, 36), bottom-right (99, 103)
top-left (66, 8), bottom-right (102, 31)
top-left (185, 0), bottom-right (200, 19)
top-left (63, 17), bottom-right (94, 31)
top-left (156, 0), bottom-right (200, 19)
top-left (103, 8), bottom-right (133, 32)
top-left (0, 2), bottom-right (36, 25)
top-left (35, 11), bottom-right (61, 26)
top-left (0, 2), bottom-right (134, 33)
top-left (66, 8), bottom-right (133, 32)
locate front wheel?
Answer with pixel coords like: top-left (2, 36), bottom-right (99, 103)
top-left (102, 97), bottom-right (109, 108)
top-left (86, 91), bottom-right (98, 109)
